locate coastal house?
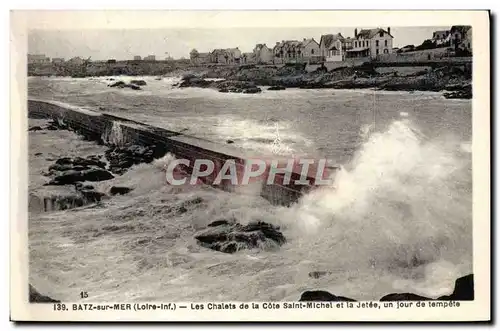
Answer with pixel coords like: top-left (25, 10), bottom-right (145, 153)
top-left (28, 54), bottom-right (50, 64)
top-left (209, 48), bottom-right (241, 64)
top-left (241, 52), bottom-right (256, 64)
top-left (319, 33), bottom-right (344, 60)
top-left (273, 38), bottom-right (320, 64)
top-left (347, 27), bottom-right (394, 59)
top-left (458, 27), bottom-right (472, 54)
top-left (66, 57), bottom-right (85, 65)
top-left (432, 30), bottom-right (451, 46)
top-left (252, 44), bottom-right (273, 64)
top-left (144, 55), bottom-right (156, 61)
top-left (133, 56), bottom-right (142, 61)
top-left (189, 49), bottom-right (211, 65)
top-left (319, 33), bottom-right (346, 62)
top-left (450, 25), bottom-right (472, 50)
top-left (51, 58), bottom-right (65, 64)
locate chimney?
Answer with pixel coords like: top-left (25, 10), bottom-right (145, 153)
top-left (354, 28), bottom-right (358, 38)
top-left (388, 27), bottom-right (391, 35)
top-left (303, 38), bottom-right (306, 41)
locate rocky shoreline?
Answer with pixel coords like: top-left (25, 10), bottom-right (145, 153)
top-left (174, 63), bottom-right (472, 99)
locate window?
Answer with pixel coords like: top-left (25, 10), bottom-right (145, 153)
top-left (383, 48), bottom-right (389, 54)
top-left (311, 49), bottom-right (314, 54)
top-left (376, 49), bottom-right (379, 55)
top-left (379, 31), bottom-right (383, 37)
top-left (384, 40), bottom-right (388, 47)
top-left (376, 40), bottom-right (379, 47)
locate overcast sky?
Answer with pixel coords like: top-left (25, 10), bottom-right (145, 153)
top-left (28, 26), bottom-right (448, 61)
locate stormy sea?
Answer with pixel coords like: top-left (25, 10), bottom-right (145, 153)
top-left (28, 76), bottom-right (472, 302)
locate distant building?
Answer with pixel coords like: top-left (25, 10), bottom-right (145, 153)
top-left (209, 48), bottom-right (241, 64)
top-left (51, 57), bottom-right (65, 64)
top-left (432, 30), bottom-right (451, 46)
top-left (144, 55), bottom-right (156, 61)
top-left (320, 33), bottom-right (345, 62)
top-left (450, 25), bottom-right (472, 50)
top-left (190, 49), bottom-right (211, 64)
top-left (252, 44), bottom-right (273, 64)
top-left (348, 27), bottom-right (394, 59)
top-left (133, 56), bottom-right (142, 61)
top-left (241, 52), bottom-right (255, 64)
top-left (28, 54), bottom-right (50, 64)
top-left (273, 38), bottom-right (320, 64)
top-left (458, 27), bottom-right (472, 53)
top-left (107, 59), bottom-right (117, 64)
top-left (66, 57), bottom-right (85, 65)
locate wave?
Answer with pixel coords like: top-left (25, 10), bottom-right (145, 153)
top-left (274, 118), bottom-right (472, 297)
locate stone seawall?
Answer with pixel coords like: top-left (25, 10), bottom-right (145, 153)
top-left (28, 99), bottom-right (318, 206)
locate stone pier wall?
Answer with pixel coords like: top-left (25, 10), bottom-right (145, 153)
top-left (28, 99), bottom-right (316, 206)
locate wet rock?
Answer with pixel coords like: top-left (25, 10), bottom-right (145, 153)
top-left (75, 183), bottom-right (95, 190)
top-left (218, 88), bottom-right (229, 93)
top-left (105, 144), bottom-right (155, 174)
top-left (195, 220), bottom-right (285, 254)
top-left (109, 186), bottom-right (133, 196)
top-left (379, 293), bottom-right (432, 301)
top-left (243, 87), bottom-right (262, 94)
top-left (80, 189), bottom-right (106, 202)
top-left (226, 139), bottom-right (234, 144)
top-left (29, 126), bottom-right (43, 131)
top-left (47, 168), bottom-right (114, 185)
top-left (29, 284), bottom-right (60, 303)
top-left (34, 152), bottom-right (43, 156)
top-left (109, 81), bottom-right (142, 90)
top-left (127, 84), bottom-right (142, 90)
top-left (438, 274), bottom-right (474, 301)
top-left (299, 291), bottom-right (356, 302)
top-left (130, 79), bottom-right (147, 86)
top-left (267, 86), bottom-right (286, 91)
top-left (443, 90), bottom-right (472, 99)
top-left (178, 77), bottom-right (213, 88)
top-left (55, 156), bottom-right (106, 169)
top-left (109, 81), bottom-right (126, 88)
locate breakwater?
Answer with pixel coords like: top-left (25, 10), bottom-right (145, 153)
top-left (28, 99), bottom-right (321, 206)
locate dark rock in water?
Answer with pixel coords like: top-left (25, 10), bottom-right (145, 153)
top-left (130, 79), bottom-right (147, 86)
top-left (243, 87), bottom-right (262, 94)
top-left (29, 126), bottom-right (43, 131)
top-left (207, 219), bottom-right (235, 227)
top-left (127, 84), bottom-right (141, 90)
top-left (75, 183), bottom-right (95, 191)
top-left (218, 88), bottom-right (229, 93)
top-left (80, 189), bottom-right (106, 202)
top-left (267, 86), bottom-right (286, 91)
top-left (55, 156), bottom-right (106, 169)
top-left (379, 293), bottom-right (432, 301)
top-left (299, 291), bottom-right (356, 302)
top-left (34, 152), bottom-right (43, 156)
top-left (438, 274), bottom-right (474, 301)
top-left (308, 271), bottom-right (333, 279)
top-left (195, 220), bottom-right (285, 254)
top-left (226, 139), bottom-right (234, 144)
top-left (48, 168), bottom-right (114, 185)
top-left (109, 186), bottom-right (133, 195)
top-left (29, 284), bottom-right (60, 303)
top-left (443, 90), bottom-right (472, 99)
top-left (105, 144), bottom-right (156, 174)
top-left (109, 81), bottom-right (126, 88)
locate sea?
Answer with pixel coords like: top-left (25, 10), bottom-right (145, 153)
top-left (27, 75), bottom-right (473, 302)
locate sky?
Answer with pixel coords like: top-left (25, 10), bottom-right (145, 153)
top-left (28, 26), bottom-right (448, 61)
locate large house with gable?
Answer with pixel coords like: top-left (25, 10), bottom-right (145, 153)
top-left (273, 38), bottom-right (320, 64)
top-left (346, 27), bottom-right (394, 59)
top-left (319, 33), bottom-right (346, 62)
